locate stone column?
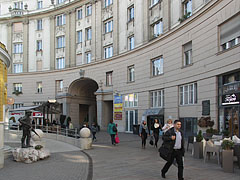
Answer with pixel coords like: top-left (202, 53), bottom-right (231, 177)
top-left (50, 15), bottom-right (55, 70)
top-left (23, 19), bottom-right (29, 72)
top-left (65, 11), bottom-right (71, 68)
top-left (96, 93), bottom-right (103, 129)
top-left (69, 9), bottom-right (76, 67)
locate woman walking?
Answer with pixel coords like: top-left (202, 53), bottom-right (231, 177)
top-left (153, 119), bottom-right (161, 148)
top-left (107, 120), bottom-right (117, 145)
top-left (91, 122), bottom-right (97, 141)
top-left (139, 120), bottom-right (149, 149)
top-left (162, 119), bottom-right (173, 133)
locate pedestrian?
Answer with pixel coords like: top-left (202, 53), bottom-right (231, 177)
top-left (162, 119), bottom-right (174, 133)
top-left (91, 122), bottom-right (97, 141)
top-left (153, 119), bottom-right (161, 148)
top-left (161, 120), bottom-right (185, 180)
top-left (107, 120), bottom-right (117, 145)
top-left (139, 120), bottom-right (149, 149)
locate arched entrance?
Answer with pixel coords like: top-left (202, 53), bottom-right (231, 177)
top-left (67, 78), bottom-right (99, 128)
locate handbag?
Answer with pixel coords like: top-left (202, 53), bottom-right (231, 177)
top-left (112, 125), bottom-right (117, 132)
top-left (115, 135), bottom-right (120, 144)
top-left (158, 145), bottom-right (170, 161)
top-left (149, 135), bottom-right (154, 146)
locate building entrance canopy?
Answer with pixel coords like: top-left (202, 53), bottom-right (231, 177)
top-left (142, 108), bottom-right (164, 116)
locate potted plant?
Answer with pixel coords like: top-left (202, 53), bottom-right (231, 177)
top-left (221, 139), bottom-right (234, 173)
top-left (193, 130), bottom-right (204, 159)
top-left (222, 130), bottom-right (229, 138)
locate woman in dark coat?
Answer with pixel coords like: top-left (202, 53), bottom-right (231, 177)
top-left (153, 119), bottom-right (161, 148)
top-left (139, 120), bottom-right (149, 149)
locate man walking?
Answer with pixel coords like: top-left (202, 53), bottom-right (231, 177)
top-left (161, 120), bottom-right (185, 180)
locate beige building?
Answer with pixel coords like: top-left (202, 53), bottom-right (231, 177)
top-left (0, 0), bottom-right (239, 136)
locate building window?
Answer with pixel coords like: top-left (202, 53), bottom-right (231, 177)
top-left (56, 57), bottom-right (65, 69)
top-left (104, 45), bottom-right (113, 59)
top-left (77, 30), bottom-right (82, 43)
top-left (128, 6), bottom-right (134, 21)
top-left (104, 20), bottom-right (113, 33)
top-left (220, 14), bottom-right (240, 51)
top-left (37, 40), bottom-right (42, 51)
top-left (183, 41), bottom-right (192, 66)
top-left (179, 83), bottom-right (197, 105)
top-left (150, 0), bottom-right (159, 7)
top-left (86, 52), bottom-right (91, 64)
top-left (86, 27), bottom-right (92, 40)
top-left (37, 82), bottom-right (42, 93)
top-left (129, 36), bottom-right (134, 50)
top-left (105, 0), bottom-right (113, 7)
top-left (56, 14), bottom-right (66, 26)
top-left (86, 5), bottom-right (92, 16)
top-left (57, 36), bottom-right (65, 48)
top-left (183, 0), bottom-right (192, 16)
top-left (12, 103), bottom-right (24, 109)
top-left (37, 19), bottom-right (42, 30)
top-left (13, 64), bottom-right (23, 73)
top-left (106, 71), bottom-right (113, 86)
top-left (33, 102), bottom-right (43, 105)
top-left (13, 83), bottom-right (22, 92)
top-left (77, 9), bottom-right (83, 19)
top-left (13, 43), bottom-right (23, 54)
top-left (152, 57), bottom-right (163, 76)
top-left (14, 1), bottom-right (23, 9)
top-left (128, 65), bottom-right (135, 82)
top-left (150, 89), bottom-right (164, 108)
top-left (56, 80), bottom-right (63, 92)
top-left (37, 1), bottom-right (43, 9)
top-left (153, 20), bottom-right (163, 37)
top-left (57, 0), bottom-right (65, 4)
top-left (124, 93), bottom-right (138, 108)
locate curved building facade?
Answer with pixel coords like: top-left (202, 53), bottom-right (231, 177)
top-left (0, 0), bottom-right (239, 135)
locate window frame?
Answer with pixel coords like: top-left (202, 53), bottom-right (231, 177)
top-left (56, 14), bottom-right (66, 26)
top-left (13, 83), bottom-right (23, 92)
top-left (105, 0), bottom-right (113, 8)
top-left (77, 30), bottom-right (83, 43)
top-left (86, 4), bottom-right (92, 16)
top-left (77, 9), bottom-right (83, 20)
top-left (129, 36), bottom-right (135, 50)
top-left (104, 45), bottom-right (113, 59)
top-left (128, 5), bottom-right (134, 22)
top-left (13, 43), bottom-right (23, 54)
top-left (36, 40), bottom-right (43, 51)
top-left (13, 64), bottom-right (23, 73)
top-left (179, 82), bottom-right (197, 105)
top-left (56, 36), bottom-right (65, 48)
top-left (152, 20), bottom-right (163, 37)
top-left (151, 56), bottom-right (164, 77)
top-left (37, 1), bottom-right (43, 9)
top-left (183, 0), bottom-right (192, 16)
top-left (183, 41), bottom-right (192, 67)
top-left (36, 82), bottom-right (43, 94)
top-left (104, 20), bottom-right (113, 34)
top-left (37, 19), bottom-right (43, 30)
top-left (86, 27), bottom-right (92, 40)
top-left (86, 52), bottom-right (92, 64)
top-left (106, 71), bottom-right (113, 86)
top-left (128, 65), bottom-right (135, 83)
top-left (150, 89), bottom-right (164, 108)
top-left (124, 93), bottom-right (138, 108)
top-left (56, 57), bottom-right (65, 69)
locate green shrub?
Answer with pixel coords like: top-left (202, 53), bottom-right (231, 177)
top-left (221, 139), bottom-right (234, 150)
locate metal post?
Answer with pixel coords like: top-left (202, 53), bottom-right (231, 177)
top-left (66, 128), bottom-right (68, 137)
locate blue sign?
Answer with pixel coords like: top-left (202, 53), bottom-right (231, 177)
top-left (114, 95), bottom-right (122, 104)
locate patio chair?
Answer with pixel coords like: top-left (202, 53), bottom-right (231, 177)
top-left (187, 136), bottom-right (194, 152)
top-left (204, 140), bottom-right (221, 164)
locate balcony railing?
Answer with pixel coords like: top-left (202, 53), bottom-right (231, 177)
top-left (11, 9), bottom-right (24, 17)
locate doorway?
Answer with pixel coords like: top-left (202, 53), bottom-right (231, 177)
top-left (224, 106), bottom-right (239, 137)
top-left (180, 117), bottom-right (197, 137)
top-left (126, 110), bottom-right (138, 132)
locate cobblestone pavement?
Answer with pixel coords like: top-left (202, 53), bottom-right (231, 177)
top-left (0, 140), bottom-right (89, 180)
top-left (88, 132), bottom-right (240, 180)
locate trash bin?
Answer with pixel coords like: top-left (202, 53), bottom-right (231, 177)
top-left (133, 124), bottom-right (140, 135)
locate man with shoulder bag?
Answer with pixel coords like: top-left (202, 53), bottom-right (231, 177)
top-left (160, 120), bottom-right (185, 180)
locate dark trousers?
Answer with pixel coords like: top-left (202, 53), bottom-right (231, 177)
top-left (162, 149), bottom-right (184, 180)
top-left (154, 133), bottom-right (159, 147)
top-left (141, 133), bottom-right (147, 147)
top-left (110, 134), bottom-right (116, 145)
top-left (92, 132), bottom-right (96, 140)
top-left (21, 128), bottom-right (31, 147)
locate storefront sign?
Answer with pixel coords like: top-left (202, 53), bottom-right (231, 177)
top-left (32, 112), bottom-right (43, 118)
top-left (202, 100), bottom-right (210, 115)
top-left (222, 93), bottom-right (240, 105)
top-left (114, 95), bottom-right (123, 120)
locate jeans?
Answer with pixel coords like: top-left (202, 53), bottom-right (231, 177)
top-left (110, 134), bottom-right (116, 145)
top-left (154, 133), bottom-right (159, 147)
top-left (92, 132), bottom-right (96, 140)
top-left (162, 149), bottom-right (184, 180)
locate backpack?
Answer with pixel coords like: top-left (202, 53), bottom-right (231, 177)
top-left (112, 125), bottom-right (117, 132)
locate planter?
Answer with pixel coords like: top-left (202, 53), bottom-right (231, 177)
top-left (222, 149), bottom-right (234, 173)
top-left (193, 142), bottom-right (203, 159)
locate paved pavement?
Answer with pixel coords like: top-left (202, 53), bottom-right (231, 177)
top-left (88, 132), bottom-right (240, 180)
top-left (1, 131), bottom-right (240, 180)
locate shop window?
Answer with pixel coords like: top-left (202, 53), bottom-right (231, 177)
top-left (220, 14), bottom-right (240, 51)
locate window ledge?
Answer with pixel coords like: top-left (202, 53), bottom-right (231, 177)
top-left (36, 92), bottom-right (43, 94)
top-left (181, 63), bottom-right (193, 69)
top-left (127, 81), bottom-right (135, 84)
top-left (106, 85), bottom-right (113, 87)
top-left (127, 19), bottom-right (134, 24)
top-left (216, 44), bottom-right (240, 56)
top-left (179, 104), bottom-right (198, 107)
top-left (103, 31), bottom-right (113, 35)
top-left (150, 73), bottom-right (164, 78)
top-left (36, 29), bottom-right (43, 32)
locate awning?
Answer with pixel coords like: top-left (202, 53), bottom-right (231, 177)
top-left (142, 108), bottom-right (164, 116)
top-left (11, 106), bottom-right (40, 111)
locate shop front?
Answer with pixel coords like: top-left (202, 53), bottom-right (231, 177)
top-left (218, 71), bottom-right (240, 137)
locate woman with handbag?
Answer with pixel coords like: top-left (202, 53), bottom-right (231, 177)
top-left (107, 120), bottom-right (117, 145)
top-left (153, 119), bottom-right (161, 148)
top-left (139, 120), bottom-right (149, 149)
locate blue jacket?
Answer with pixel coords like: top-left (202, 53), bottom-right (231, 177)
top-left (139, 124), bottom-right (149, 135)
top-left (107, 123), bottom-right (117, 135)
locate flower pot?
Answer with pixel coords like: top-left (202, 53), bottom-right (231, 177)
top-left (193, 142), bottom-right (203, 159)
top-left (222, 149), bottom-right (234, 173)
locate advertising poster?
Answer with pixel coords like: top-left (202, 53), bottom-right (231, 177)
top-left (114, 95), bottom-right (123, 120)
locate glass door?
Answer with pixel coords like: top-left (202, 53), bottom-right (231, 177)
top-left (225, 107), bottom-right (240, 137)
top-left (126, 110), bottom-right (138, 132)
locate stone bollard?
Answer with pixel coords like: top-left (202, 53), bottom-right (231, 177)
top-left (79, 128), bottom-right (92, 150)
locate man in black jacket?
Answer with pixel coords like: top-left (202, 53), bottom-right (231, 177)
top-left (161, 120), bottom-right (185, 180)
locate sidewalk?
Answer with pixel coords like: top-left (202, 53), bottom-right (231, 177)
top-left (88, 131), bottom-right (240, 180)
top-left (0, 139), bottom-right (89, 180)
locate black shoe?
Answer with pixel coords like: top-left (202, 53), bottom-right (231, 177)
top-left (161, 171), bottom-right (166, 178)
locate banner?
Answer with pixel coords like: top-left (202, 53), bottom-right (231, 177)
top-left (114, 95), bottom-right (123, 120)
